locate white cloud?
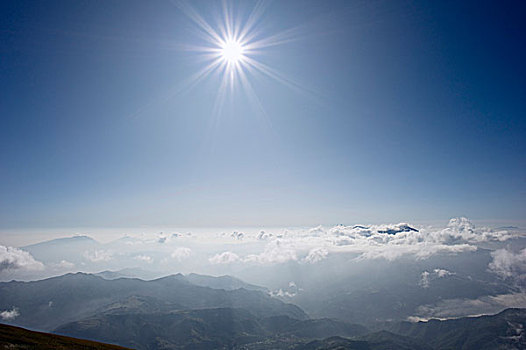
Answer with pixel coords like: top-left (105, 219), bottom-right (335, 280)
top-left (420, 268), bottom-right (453, 288)
top-left (270, 289), bottom-right (296, 298)
top-left (332, 217), bottom-right (516, 261)
top-left (0, 307), bottom-right (19, 320)
top-left (210, 243), bottom-right (299, 265)
top-left (308, 225), bottom-right (326, 237)
top-left (270, 281), bottom-right (300, 298)
top-left (257, 231), bottom-right (273, 241)
top-left (303, 247), bottom-right (328, 264)
top-left (434, 268), bottom-right (453, 278)
top-left (171, 247), bottom-right (192, 262)
top-left (329, 218), bottom-right (518, 258)
top-left (134, 255), bottom-right (153, 264)
top-left (231, 231), bottom-right (244, 240)
top-left (429, 217), bottom-right (518, 244)
top-left (244, 240), bottom-right (297, 264)
top-left (0, 245), bottom-right (44, 272)
top-left (202, 217), bottom-right (501, 265)
top-left (447, 217), bottom-right (475, 234)
top-left (488, 248), bottom-right (526, 288)
top-left (420, 271), bottom-right (431, 288)
top-left (83, 250), bottom-right (113, 262)
top-left (209, 251), bottom-right (240, 264)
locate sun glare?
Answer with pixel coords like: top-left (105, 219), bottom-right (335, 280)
top-left (220, 39), bottom-right (245, 63)
top-left (174, 0), bottom-right (304, 118)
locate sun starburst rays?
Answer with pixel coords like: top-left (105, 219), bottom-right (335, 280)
top-left (126, 1), bottom-right (317, 123)
top-left (161, 0), bottom-right (316, 128)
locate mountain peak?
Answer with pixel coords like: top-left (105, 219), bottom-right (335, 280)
top-left (23, 235), bottom-right (98, 249)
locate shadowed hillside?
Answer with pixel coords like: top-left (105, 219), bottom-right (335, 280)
top-left (0, 323), bottom-right (131, 350)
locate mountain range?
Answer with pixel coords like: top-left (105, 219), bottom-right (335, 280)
top-left (0, 272), bottom-right (524, 349)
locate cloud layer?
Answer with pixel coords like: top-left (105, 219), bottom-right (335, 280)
top-left (205, 217), bottom-right (518, 266)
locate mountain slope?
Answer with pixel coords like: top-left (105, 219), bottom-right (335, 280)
top-left (291, 336), bottom-right (369, 350)
top-left (185, 273), bottom-right (267, 292)
top-left (293, 332), bottom-right (431, 350)
top-left (95, 268), bottom-right (160, 281)
top-left (0, 323), bottom-right (131, 350)
top-left (356, 330), bottom-right (433, 350)
top-left (56, 308), bottom-right (370, 350)
top-left (56, 308), bottom-right (267, 350)
top-left (0, 272), bottom-right (307, 331)
top-left (260, 315), bottom-right (368, 339)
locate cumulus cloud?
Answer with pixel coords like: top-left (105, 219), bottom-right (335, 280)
top-left (308, 225), bottom-right (326, 237)
top-left (330, 218), bottom-right (517, 253)
top-left (315, 217), bottom-right (518, 261)
top-left (244, 240), bottom-right (297, 264)
top-left (209, 251), bottom-right (241, 264)
top-left (209, 241), bottom-right (299, 265)
top-left (203, 217), bottom-right (505, 266)
top-left (134, 255), bottom-right (153, 264)
top-left (83, 250), bottom-right (113, 262)
top-left (488, 248), bottom-right (526, 288)
top-left (270, 281), bottom-right (300, 298)
top-left (270, 289), bottom-right (297, 298)
top-left (230, 231), bottom-right (244, 240)
top-left (0, 245), bottom-right (44, 272)
top-left (420, 271), bottom-right (431, 288)
top-left (257, 231), bottom-right (273, 241)
top-left (448, 217), bottom-right (475, 233)
top-left (434, 268), bottom-right (453, 278)
top-left (419, 268), bottom-right (453, 288)
top-left (303, 247), bottom-right (328, 264)
top-left (171, 247), bottom-right (192, 262)
top-left (0, 307), bottom-right (19, 321)
top-left (430, 217), bottom-right (518, 244)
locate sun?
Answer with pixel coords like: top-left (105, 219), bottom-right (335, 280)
top-left (173, 0), bottom-right (303, 118)
top-left (220, 39), bottom-right (245, 63)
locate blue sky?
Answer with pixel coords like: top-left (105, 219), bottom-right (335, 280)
top-left (1, 0), bottom-right (525, 229)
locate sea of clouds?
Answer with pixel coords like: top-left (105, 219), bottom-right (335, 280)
top-left (1, 217), bottom-right (525, 321)
top-left (1, 217), bottom-right (524, 277)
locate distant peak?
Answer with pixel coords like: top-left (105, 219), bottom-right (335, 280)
top-left (377, 223), bottom-right (419, 235)
top-left (152, 273), bottom-right (187, 283)
top-left (23, 235), bottom-right (98, 248)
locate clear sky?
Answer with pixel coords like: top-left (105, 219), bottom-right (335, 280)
top-left (1, 0), bottom-right (525, 229)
